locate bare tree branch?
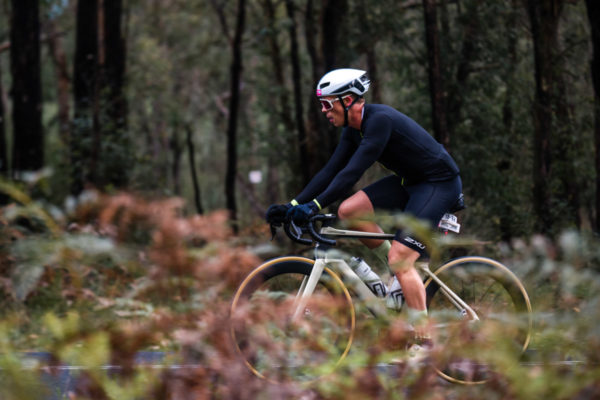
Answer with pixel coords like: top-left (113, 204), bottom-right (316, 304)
top-left (215, 92), bottom-right (230, 117)
top-left (208, 0), bottom-right (232, 44)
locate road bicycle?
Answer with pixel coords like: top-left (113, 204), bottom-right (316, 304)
top-left (230, 210), bottom-right (533, 384)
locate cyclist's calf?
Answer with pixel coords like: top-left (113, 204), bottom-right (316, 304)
top-left (389, 240), bottom-right (427, 316)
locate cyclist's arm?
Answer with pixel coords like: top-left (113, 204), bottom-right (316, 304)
top-left (293, 131), bottom-right (355, 204)
top-left (315, 116), bottom-right (392, 208)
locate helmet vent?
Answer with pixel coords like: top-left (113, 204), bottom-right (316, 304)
top-left (316, 68), bottom-right (370, 97)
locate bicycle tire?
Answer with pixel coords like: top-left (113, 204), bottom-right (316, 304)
top-left (230, 256), bottom-right (355, 382)
top-left (424, 256), bottom-right (533, 385)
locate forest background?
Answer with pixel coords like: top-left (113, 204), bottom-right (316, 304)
top-left (1, 0), bottom-right (600, 399)
top-left (2, 0), bottom-right (599, 240)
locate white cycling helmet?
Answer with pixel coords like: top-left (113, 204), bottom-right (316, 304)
top-left (316, 68), bottom-right (370, 98)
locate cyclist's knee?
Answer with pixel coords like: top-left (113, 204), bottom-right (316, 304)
top-left (337, 201), bottom-right (354, 220)
top-left (388, 240), bottom-right (420, 271)
top-left (338, 191), bottom-right (373, 220)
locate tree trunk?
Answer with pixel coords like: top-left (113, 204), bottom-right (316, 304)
top-left (304, 0), bottom-right (344, 179)
top-left (586, 0), bottom-right (600, 232)
top-left (285, 0), bottom-right (310, 187)
top-left (262, 0), bottom-right (293, 130)
top-left (553, 53), bottom-right (580, 229)
top-left (304, 0), bottom-right (322, 90)
top-left (502, 1), bottom-right (518, 136)
top-left (261, 0), bottom-right (296, 198)
top-left (98, 0), bottom-right (131, 188)
top-left (72, 0), bottom-right (99, 195)
top-left (10, 0), bottom-right (44, 175)
top-left (365, 48), bottom-right (381, 104)
top-left (446, 1), bottom-right (481, 139)
top-left (46, 18), bottom-right (70, 145)
top-left (321, 0), bottom-right (348, 160)
top-left (170, 127), bottom-right (182, 196)
top-left (0, 64), bottom-right (6, 176)
top-left (225, 0), bottom-right (246, 231)
top-left (186, 124), bottom-right (203, 214)
top-left (101, 0), bottom-right (129, 188)
top-left (0, 63), bottom-right (6, 205)
top-left (526, 0), bottom-right (564, 234)
top-left (103, 0), bottom-right (126, 129)
top-left (422, 0), bottom-right (449, 148)
top-left (304, 0), bottom-right (327, 179)
top-left (498, 0), bottom-right (519, 241)
top-left (321, 0), bottom-right (346, 70)
top-left (356, 0), bottom-right (380, 103)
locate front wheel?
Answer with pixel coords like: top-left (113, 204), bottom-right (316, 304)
top-left (425, 256), bottom-right (533, 384)
top-left (230, 256), bottom-right (355, 382)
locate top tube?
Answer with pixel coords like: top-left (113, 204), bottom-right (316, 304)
top-left (281, 214), bottom-right (394, 247)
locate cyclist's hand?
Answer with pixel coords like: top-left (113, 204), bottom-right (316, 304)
top-left (265, 203), bottom-right (292, 225)
top-left (287, 202), bottom-right (319, 225)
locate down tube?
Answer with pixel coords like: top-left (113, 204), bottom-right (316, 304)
top-left (333, 259), bottom-right (388, 317)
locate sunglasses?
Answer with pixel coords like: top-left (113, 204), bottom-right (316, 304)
top-left (319, 95), bottom-right (351, 111)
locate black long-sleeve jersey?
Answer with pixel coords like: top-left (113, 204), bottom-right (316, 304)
top-left (294, 104), bottom-right (460, 208)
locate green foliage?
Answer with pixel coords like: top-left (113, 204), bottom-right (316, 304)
top-left (0, 322), bottom-right (49, 400)
top-left (10, 0), bottom-right (592, 236)
top-left (10, 234), bottom-right (121, 301)
top-left (0, 183), bottom-right (597, 398)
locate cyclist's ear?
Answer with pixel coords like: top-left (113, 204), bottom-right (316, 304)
top-left (343, 95), bottom-right (355, 107)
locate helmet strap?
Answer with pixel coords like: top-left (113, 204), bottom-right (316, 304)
top-left (339, 95), bottom-right (362, 127)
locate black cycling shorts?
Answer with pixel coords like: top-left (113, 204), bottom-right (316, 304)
top-left (362, 175), bottom-right (462, 256)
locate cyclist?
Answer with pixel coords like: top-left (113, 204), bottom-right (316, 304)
top-left (266, 68), bottom-right (462, 354)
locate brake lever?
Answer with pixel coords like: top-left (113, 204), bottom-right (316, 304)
top-left (269, 224), bottom-right (277, 240)
top-left (284, 220), bottom-right (313, 245)
top-left (307, 214), bottom-right (337, 246)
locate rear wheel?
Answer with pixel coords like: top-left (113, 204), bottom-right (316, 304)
top-left (230, 256), bottom-right (355, 382)
top-left (425, 256), bottom-right (532, 384)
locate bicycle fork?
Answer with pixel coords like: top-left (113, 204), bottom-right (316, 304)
top-left (291, 259), bottom-right (326, 321)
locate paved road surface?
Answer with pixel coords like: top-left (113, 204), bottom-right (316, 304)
top-left (11, 351), bottom-right (585, 399)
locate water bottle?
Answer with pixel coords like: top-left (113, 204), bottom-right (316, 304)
top-left (349, 257), bottom-right (386, 297)
top-left (385, 276), bottom-right (404, 311)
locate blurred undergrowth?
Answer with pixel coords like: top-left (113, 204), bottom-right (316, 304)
top-left (0, 177), bottom-right (599, 399)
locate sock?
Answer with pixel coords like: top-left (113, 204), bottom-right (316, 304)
top-left (371, 240), bottom-right (391, 265)
top-left (406, 306), bottom-right (428, 326)
top-left (406, 306), bottom-right (431, 344)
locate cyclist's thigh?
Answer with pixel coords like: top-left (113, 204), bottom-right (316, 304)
top-left (404, 176), bottom-right (462, 225)
top-left (394, 176), bottom-right (462, 255)
top-left (362, 175), bottom-right (409, 211)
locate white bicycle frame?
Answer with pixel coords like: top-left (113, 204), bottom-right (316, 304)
top-left (291, 227), bottom-right (480, 322)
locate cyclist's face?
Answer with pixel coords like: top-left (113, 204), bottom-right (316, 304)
top-left (320, 95), bottom-right (349, 127)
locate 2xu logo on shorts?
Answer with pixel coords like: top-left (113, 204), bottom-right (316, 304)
top-left (403, 236), bottom-right (426, 250)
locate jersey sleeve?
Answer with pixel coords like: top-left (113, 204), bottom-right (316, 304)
top-left (315, 115), bottom-right (392, 207)
top-left (293, 129), bottom-right (355, 204)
